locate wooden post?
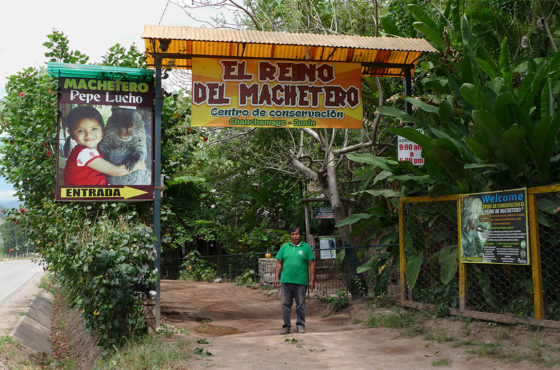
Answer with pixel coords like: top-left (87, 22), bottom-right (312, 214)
top-left (304, 202), bottom-right (311, 245)
top-left (403, 66), bottom-right (413, 123)
top-left (399, 200), bottom-right (406, 303)
top-left (457, 197), bottom-right (466, 312)
top-left (528, 193), bottom-right (544, 320)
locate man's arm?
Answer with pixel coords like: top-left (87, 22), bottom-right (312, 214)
top-left (308, 259), bottom-right (315, 291)
top-left (274, 260), bottom-right (283, 289)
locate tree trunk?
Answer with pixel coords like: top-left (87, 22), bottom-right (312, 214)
top-left (286, 130), bottom-right (354, 245)
top-left (317, 149), bottom-right (350, 243)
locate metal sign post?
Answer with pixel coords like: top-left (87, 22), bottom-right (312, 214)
top-left (153, 56), bottom-right (163, 328)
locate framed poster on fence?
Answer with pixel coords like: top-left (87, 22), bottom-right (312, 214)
top-left (459, 188), bottom-right (529, 265)
top-left (319, 237), bottom-right (337, 259)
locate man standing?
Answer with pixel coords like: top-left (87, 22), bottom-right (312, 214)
top-left (274, 226), bottom-right (315, 334)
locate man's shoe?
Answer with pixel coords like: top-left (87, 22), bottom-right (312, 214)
top-left (280, 327), bottom-right (290, 335)
top-left (297, 326), bottom-right (305, 334)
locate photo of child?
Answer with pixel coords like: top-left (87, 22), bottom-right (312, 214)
top-left (63, 106), bottom-right (146, 186)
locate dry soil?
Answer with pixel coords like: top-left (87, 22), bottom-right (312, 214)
top-left (160, 280), bottom-right (560, 369)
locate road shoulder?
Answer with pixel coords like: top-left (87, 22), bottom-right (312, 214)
top-left (0, 270), bottom-right (45, 338)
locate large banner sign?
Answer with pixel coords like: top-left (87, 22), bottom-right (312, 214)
top-left (56, 77), bottom-right (154, 201)
top-left (191, 58), bottom-right (362, 128)
top-left (459, 188), bottom-right (529, 265)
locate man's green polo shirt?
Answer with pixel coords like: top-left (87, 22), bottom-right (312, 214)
top-left (276, 241), bottom-right (314, 286)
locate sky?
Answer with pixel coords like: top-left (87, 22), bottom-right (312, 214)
top-left (0, 0), bottom-right (226, 204)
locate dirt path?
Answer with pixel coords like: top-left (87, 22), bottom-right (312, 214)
top-left (161, 280), bottom-right (551, 369)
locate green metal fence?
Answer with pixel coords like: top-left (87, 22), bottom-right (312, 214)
top-left (164, 244), bottom-right (399, 297)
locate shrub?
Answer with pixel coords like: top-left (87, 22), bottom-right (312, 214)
top-left (327, 290), bottom-right (349, 312)
top-left (48, 215), bottom-right (156, 346)
top-left (234, 268), bottom-right (256, 286)
top-left (179, 251), bottom-right (217, 282)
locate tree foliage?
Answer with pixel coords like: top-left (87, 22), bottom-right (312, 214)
top-left (347, 0), bottom-right (559, 294)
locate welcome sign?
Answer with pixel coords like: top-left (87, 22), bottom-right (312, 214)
top-left (459, 188), bottom-right (529, 265)
top-left (191, 58), bottom-right (362, 128)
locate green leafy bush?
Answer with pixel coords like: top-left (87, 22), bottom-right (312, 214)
top-left (315, 288), bottom-right (349, 312)
top-left (234, 268), bottom-right (256, 286)
top-left (327, 290), bottom-right (349, 312)
top-left (43, 212), bottom-right (156, 346)
top-left (179, 251), bottom-right (217, 282)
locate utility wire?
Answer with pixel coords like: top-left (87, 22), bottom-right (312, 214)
top-left (159, 0), bottom-right (171, 25)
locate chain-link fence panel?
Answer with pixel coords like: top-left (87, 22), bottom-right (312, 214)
top-left (402, 200), bottom-right (460, 308)
top-left (464, 263), bottom-right (533, 316)
top-left (536, 191), bottom-right (560, 321)
top-left (399, 186), bottom-right (560, 328)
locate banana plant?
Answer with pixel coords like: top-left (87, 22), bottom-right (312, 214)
top-left (389, 10), bottom-right (560, 191)
top-left (345, 4), bottom-right (559, 293)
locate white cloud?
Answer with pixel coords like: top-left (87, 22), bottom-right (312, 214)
top-left (0, 189), bottom-right (17, 203)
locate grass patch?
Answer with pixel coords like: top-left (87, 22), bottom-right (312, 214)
top-left (467, 342), bottom-right (525, 363)
top-left (494, 326), bottom-right (512, 340)
top-left (0, 335), bottom-right (60, 369)
top-left (363, 310), bottom-right (428, 337)
top-left (38, 273), bottom-right (53, 292)
top-left (0, 336), bottom-right (29, 366)
top-left (467, 342), bottom-right (503, 358)
top-left (455, 333), bottom-right (560, 367)
top-left (461, 323), bottom-right (471, 336)
top-left (425, 328), bottom-right (455, 343)
top-left (364, 311), bottom-right (419, 329)
top-left (401, 323), bottom-right (426, 337)
top-left (364, 313), bottom-right (404, 328)
top-left (452, 340), bottom-right (478, 348)
top-left (529, 337), bottom-right (550, 349)
top-left (97, 334), bottom-right (193, 369)
top-left (156, 323), bottom-right (180, 338)
top-left (432, 357), bottom-right (450, 366)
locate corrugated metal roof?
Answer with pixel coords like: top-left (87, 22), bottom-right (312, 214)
top-left (142, 25), bottom-right (437, 78)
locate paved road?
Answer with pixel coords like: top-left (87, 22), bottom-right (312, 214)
top-left (0, 259), bottom-right (44, 303)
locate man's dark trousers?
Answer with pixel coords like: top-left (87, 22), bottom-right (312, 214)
top-left (281, 283), bottom-right (307, 329)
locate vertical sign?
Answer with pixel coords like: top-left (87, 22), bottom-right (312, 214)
top-left (459, 188), bottom-right (529, 265)
top-left (56, 77), bottom-right (154, 201)
top-left (397, 129), bottom-right (424, 166)
top-left (319, 237), bottom-right (337, 259)
top-left (191, 58), bottom-right (362, 129)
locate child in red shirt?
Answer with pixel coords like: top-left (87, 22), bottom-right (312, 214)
top-left (63, 106), bottom-right (146, 185)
